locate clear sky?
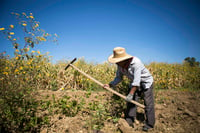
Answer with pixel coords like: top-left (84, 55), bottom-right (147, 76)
top-left (1, 0), bottom-right (200, 64)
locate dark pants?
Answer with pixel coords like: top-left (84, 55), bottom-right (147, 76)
top-left (125, 84), bottom-right (155, 128)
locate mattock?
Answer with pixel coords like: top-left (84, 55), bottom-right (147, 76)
top-left (64, 58), bottom-right (145, 109)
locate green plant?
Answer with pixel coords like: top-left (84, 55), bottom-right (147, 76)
top-left (0, 12), bottom-right (58, 132)
top-left (85, 101), bottom-right (111, 131)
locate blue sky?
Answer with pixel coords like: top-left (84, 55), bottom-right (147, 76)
top-left (1, 0), bottom-right (200, 64)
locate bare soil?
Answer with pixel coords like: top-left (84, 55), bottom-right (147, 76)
top-left (36, 89), bottom-right (200, 133)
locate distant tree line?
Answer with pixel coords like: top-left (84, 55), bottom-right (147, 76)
top-left (184, 57), bottom-right (200, 67)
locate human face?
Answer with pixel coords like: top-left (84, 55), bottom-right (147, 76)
top-left (116, 60), bottom-right (128, 68)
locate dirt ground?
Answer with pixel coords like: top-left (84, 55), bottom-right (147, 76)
top-left (36, 89), bottom-right (200, 133)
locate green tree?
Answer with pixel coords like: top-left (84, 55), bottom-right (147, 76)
top-left (184, 57), bottom-right (200, 67)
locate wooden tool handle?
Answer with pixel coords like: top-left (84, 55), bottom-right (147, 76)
top-left (70, 64), bottom-right (145, 109)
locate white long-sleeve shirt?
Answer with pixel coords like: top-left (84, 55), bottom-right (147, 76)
top-left (110, 57), bottom-right (153, 89)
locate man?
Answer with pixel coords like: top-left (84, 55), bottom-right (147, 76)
top-left (104, 47), bottom-right (155, 132)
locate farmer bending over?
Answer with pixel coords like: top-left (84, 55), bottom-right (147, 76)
top-left (104, 47), bottom-right (155, 132)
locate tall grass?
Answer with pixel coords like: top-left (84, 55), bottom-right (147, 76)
top-left (1, 56), bottom-right (199, 93)
top-left (148, 62), bottom-right (200, 90)
top-left (55, 58), bottom-right (200, 91)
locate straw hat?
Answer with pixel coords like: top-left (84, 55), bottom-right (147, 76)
top-left (108, 47), bottom-right (132, 63)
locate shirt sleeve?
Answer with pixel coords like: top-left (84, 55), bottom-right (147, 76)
top-left (109, 66), bottom-right (123, 86)
top-left (131, 63), bottom-right (142, 87)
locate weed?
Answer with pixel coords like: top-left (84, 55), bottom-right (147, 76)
top-left (85, 102), bottom-right (111, 131)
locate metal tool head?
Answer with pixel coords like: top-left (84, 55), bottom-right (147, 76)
top-left (65, 58), bottom-right (77, 70)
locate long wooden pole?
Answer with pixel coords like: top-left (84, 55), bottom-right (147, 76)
top-left (70, 64), bottom-right (145, 109)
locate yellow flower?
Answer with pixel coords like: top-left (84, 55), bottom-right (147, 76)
top-left (41, 37), bottom-right (46, 41)
top-left (13, 38), bottom-right (16, 41)
top-left (31, 50), bottom-right (35, 53)
top-left (22, 23), bottom-right (27, 26)
top-left (0, 27), bottom-right (5, 30)
top-left (15, 13), bottom-right (20, 16)
top-left (19, 66), bottom-right (23, 70)
top-left (29, 16), bottom-right (34, 19)
top-left (3, 72), bottom-right (8, 75)
top-left (36, 36), bottom-right (46, 41)
top-left (37, 51), bottom-right (40, 54)
top-left (10, 32), bottom-right (14, 35)
top-left (22, 12), bottom-right (26, 16)
top-left (35, 23), bottom-right (39, 28)
top-left (15, 57), bottom-right (19, 60)
top-left (24, 48), bottom-right (29, 52)
top-left (23, 71), bottom-right (26, 74)
top-left (61, 87), bottom-right (64, 90)
top-left (10, 25), bottom-right (14, 28)
top-left (14, 69), bottom-right (19, 73)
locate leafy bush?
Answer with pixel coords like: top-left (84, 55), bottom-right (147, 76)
top-left (0, 12), bottom-right (58, 132)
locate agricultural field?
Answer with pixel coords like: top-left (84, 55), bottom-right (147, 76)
top-left (1, 12), bottom-right (200, 133)
top-left (0, 56), bottom-right (200, 133)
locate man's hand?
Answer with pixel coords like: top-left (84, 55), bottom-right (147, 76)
top-left (126, 93), bottom-right (134, 102)
top-left (126, 86), bottom-right (137, 102)
top-left (103, 84), bottom-right (110, 89)
top-left (103, 83), bottom-right (114, 89)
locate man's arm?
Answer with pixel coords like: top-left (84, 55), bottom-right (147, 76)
top-left (129, 86), bottom-right (137, 95)
top-left (106, 66), bottom-right (123, 88)
top-left (126, 63), bottom-right (142, 102)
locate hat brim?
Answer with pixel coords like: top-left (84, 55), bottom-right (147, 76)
top-left (108, 54), bottom-right (133, 63)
